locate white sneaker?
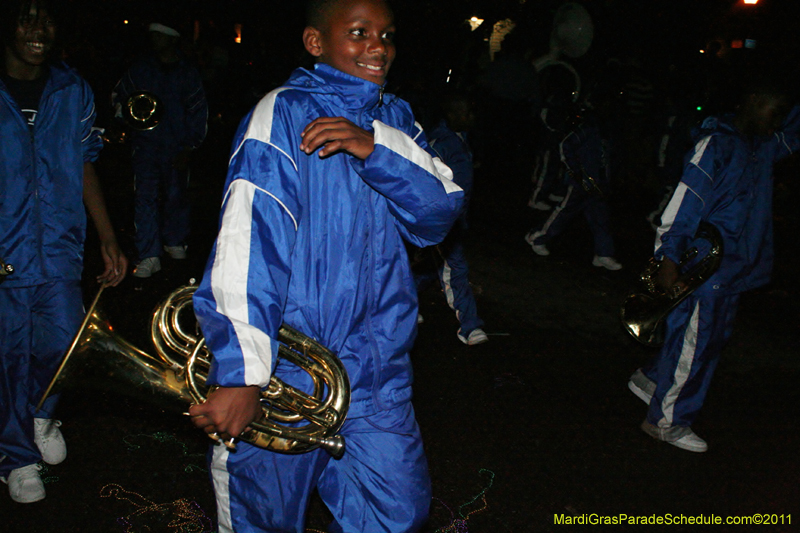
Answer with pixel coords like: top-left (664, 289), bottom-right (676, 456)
top-left (133, 256), bottom-right (161, 278)
top-left (524, 231), bottom-right (535, 246)
top-left (592, 255), bottom-right (622, 270)
top-left (640, 421), bottom-right (708, 453)
top-left (525, 231), bottom-right (550, 256)
top-left (531, 243), bottom-right (550, 256)
top-left (163, 245), bottom-right (187, 260)
top-left (33, 418), bottom-right (66, 465)
top-left (670, 431), bottom-right (708, 453)
top-left (1, 463), bottom-right (45, 503)
top-left (531, 201), bottom-right (552, 211)
top-left (457, 328), bottom-right (489, 346)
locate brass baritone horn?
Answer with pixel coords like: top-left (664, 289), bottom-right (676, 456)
top-left (620, 222), bottom-right (723, 347)
top-left (39, 284), bottom-right (351, 458)
top-left (122, 91), bottom-right (164, 131)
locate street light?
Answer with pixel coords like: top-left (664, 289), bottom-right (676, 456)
top-left (743, 0), bottom-right (758, 4)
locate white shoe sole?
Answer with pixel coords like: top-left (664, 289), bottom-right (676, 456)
top-left (640, 421), bottom-right (708, 453)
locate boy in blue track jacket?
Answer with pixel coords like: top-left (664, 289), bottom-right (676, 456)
top-left (189, 0), bottom-right (463, 531)
top-left (1, 0), bottom-right (127, 504)
top-left (628, 78), bottom-right (800, 453)
top-left (419, 92), bottom-right (488, 345)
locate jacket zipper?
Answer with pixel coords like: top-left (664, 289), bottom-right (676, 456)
top-left (32, 93), bottom-right (45, 278)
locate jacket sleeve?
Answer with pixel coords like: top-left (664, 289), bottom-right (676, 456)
top-left (351, 120), bottom-right (464, 247)
top-left (654, 134), bottom-right (717, 263)
top-left (429, 131), bottom-right (473, 207)
top-left (192, 132), bottom-right (301, 388)
top-left (79, 80), bottom-right (104, 163)
top-left (181, 66), bottom-right (209, 149)
top-left (773, 104), bottom-right (800, 160)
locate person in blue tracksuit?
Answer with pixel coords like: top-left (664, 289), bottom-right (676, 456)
top-left (188, 0), bottom-right (463, 531)
top-left (524, 109), bottom-right (623, 270)
top-left (526, 56), bottom-right (579, 212)
top-left (628, 78), bottom-right (800, 453)
top-left (1, 0), bottom-right (127, 503)
top-left (111, 20), bottom-right (208, 278)
top-left (417, 92), bottom-right (487, 346)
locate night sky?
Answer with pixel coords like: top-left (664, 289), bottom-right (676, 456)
top-left (59, 0), bottom-right (800, 120)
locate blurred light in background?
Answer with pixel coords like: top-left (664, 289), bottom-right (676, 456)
top-left (468, 17), bottom-right (484, 31)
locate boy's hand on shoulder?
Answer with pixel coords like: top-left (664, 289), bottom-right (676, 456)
top-left (300, 117), bottom-right (375, 160)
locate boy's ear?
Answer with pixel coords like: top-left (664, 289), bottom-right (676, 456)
top-left (303, 26), bottom-right (323, 58)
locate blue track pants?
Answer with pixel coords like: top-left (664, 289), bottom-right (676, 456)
top-left (132, 148), bottom-right (191, 260)
top-left (529, 184), bottom-right (616, 257)
top-left (0, 281), bottom-right (82, 475)
top-left (642, 290), bottom-right (740, 429)
top-left (209, 402), bottom-right (431, 533)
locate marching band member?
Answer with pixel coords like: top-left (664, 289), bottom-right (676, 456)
top-left (189, 0), bottom-right (463, 530)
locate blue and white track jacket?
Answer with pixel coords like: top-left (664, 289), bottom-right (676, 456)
top-left (1, 62), bottom-right (103, 287)
top-left (193, 64), bottom-right (464, 417)
top-left (655, 107), bottom-right (800, 294)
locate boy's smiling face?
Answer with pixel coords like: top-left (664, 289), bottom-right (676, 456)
top-left (5, 1), bottom-right (56, 76)
top-left (304, 0), bottom-right (396, 86)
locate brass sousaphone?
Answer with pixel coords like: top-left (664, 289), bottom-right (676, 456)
top-left (39, 284), bottom-right (351, 457)
top-left (621, 222), bottom-right (724, 347)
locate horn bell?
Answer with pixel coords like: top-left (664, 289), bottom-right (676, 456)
top-left (37, 288), bottom-right (198, 413)
top-left (122, 91), bottom-right (164, 131)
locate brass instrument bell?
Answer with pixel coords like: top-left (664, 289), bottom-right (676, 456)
top-left (122, 91), bottom-right (163, 131)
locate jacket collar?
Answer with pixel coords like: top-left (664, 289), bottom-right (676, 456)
top-left (298, 63), bottom-right (391, 111)
top-left (42, 62), bottom-right (75, 95)
top-left (0, 61), bottom-right (75, 102)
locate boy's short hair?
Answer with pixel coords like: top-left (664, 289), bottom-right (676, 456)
top-left (1, 0), bottom-right (61, 47)
top-left (440, 90), bottom-right (472, 116)
top-left (741, 71), bottom-right (792, 102)
top-left (306, 0), bottom-right (393, 29)
top-left (305, 0), bottom-right (340, 29)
